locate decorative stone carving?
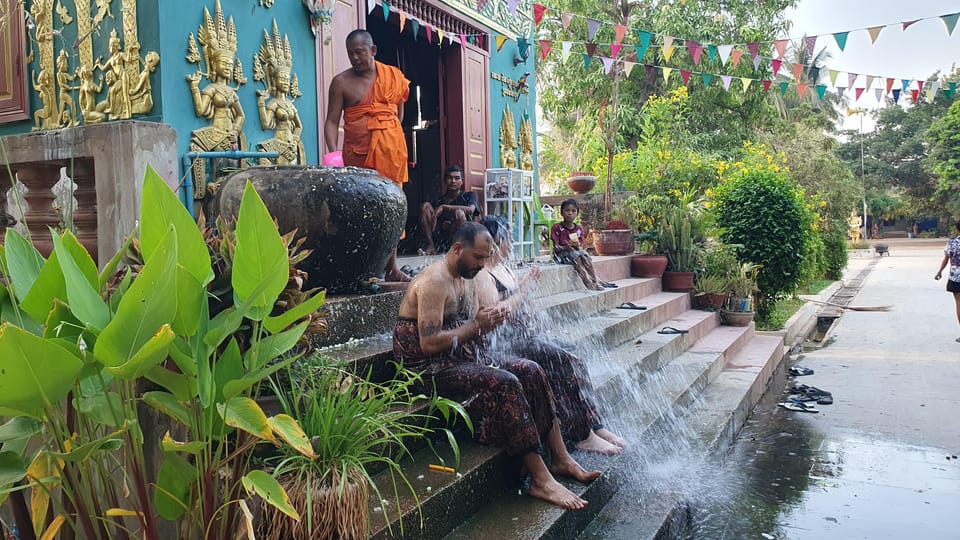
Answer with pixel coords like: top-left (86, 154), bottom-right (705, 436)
top-left (499, 106), bottom-right (517, 168)
top-left (253, 20), bottom-right (305, 166)
top-left (519, 114), bottom-right (533, 171)
top-left (55, 50), bottom-right (78, 127)
top-left (186, 0), bottom-right (248, 199)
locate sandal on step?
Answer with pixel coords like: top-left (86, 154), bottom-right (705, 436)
top-left (778, 400), bottom-right (819, 413)
top-left (657, 326), bottom-right (689, 335)
top-left (617, 302), bottom-right (648, 310)
top-left (788, 366), bottom-right (814, 376)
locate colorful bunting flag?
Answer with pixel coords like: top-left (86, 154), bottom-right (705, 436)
top-left (902, 19), bottom-right (920, 30)
top-left (927, 81), bottom-right (940, 103)
top-left (874, 88), bottom-right (883, 102)
top-left (918, 80), bottom-right (925, 92)
top-left (601, 56), bottom-right (615, 74)
top-left (885, 78), bottom-right (894, 94)
top-left (687, 40), bottom-right (703, 65)
top-left (367, 0), bottom-right (376, 14)
top-left (721, 75), bottom-right (732, 90)
top-left (774, 39), bottom-right (788, 58)
top-left (587, 18), bottom-right (601, 41)
top-left (540, 39), bottom-right (551, 60)
top-left (771, 59), bottom-right (782, 77)
top-left (494, 34), bottom-right (506, 51)
top-left (948, 82), bottom-right (959, 99)
top-left (762, 80), bottom-right (771, 92)
top-left (585, 42), bottom-right (597, 58)
top-left (681, 69), bottom-right (692, 84)
top-left (804, 35), bottom-right (817, 56)
top-left (561, 13), bottom-right (573, 30)
top-left (752, 56), bottom-right (762, 71)
top-left (399, 12), bottom-right (406, 31)
top-left (816, 85), bottom-right (827, 100)
top-left (892, 89), bottom-right (901, 103)
top-left (382, 1), bottom-right (390, 21)
top-left (779, 82), bottom-right (789, 96)
top-left (837, 87), bottom-right (845, 99)
top-left (477, 0), bottom-right (489, 9)
top-left (942, 13), bottom-right (959, 35)
top-left (865, 75), bottom-right (875, 91)
top-left (582, 53), bottom-right (591, 69)
top-left (730, 49), bottom-right (742, 67)
top-left (848, 72), bottom-right (857, 88)
top-left (425, 25), bottom-right (432, 44)
top-left (901, 79), bottom-right (910, 92)
top-left (517, 37), bottom-right (529, 58)
top-left (855, 87), bottom-right (864, 101)
top-left (623, 61), bottom-right (636, 77)
top-left (436, 28), bottom-right (445, 45)
top-left (610, 43), bottom-right (621, 57)
top-left (702, 73), bottom-right (713, 87)
top-left (792, 63), bottom-right (803, 80)
top-left (741, 78), bottom-right (752, 92)
top-left (867, 25), bottom-right (883, 43)
top-left (662, 36), bottom-right (676, 62)
top-left (708, 45), bottom-right (717, 64)
top-left (662, 67), bottom-right (673, 83)
top-left (507, 0), bottom-right (519, 14)
top-left (561, 41), bottom-right (572, 61)
top-left (636, 31), bottom-right (652, 60)
top-left (911, 89), bottom-right (919, 102)
top-left (412, 20), bottom-right (420, 41)
top-left (717, 45), bottom-right (732, 66)
top-left (459, 33), bottom-right (466, 47)
top-left (747, 42), bottom-right (760, 60)
top-left (533, 3), bottom-right (547, 25)
top-left (809, 67), bottom-right (820, 84)
top-left (829, 69), bottom-right (839, 87)
top-left (833, 31), bottom-right (849, 51)
top-left (614, 24), bottom-right (627, 44)
top-left (797, 83), bottom-right (807, 97)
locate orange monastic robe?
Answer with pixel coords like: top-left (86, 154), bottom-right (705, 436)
top-left (342, 61), bottom-right (410, 184)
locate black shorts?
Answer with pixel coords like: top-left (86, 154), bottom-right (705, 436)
top-left (948, 279), bottom-right (960, 293)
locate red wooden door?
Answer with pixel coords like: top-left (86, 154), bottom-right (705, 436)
top-left (0, 0), bottom-right (28, 123)
top-left (443, 44), bottom-right (489, 196)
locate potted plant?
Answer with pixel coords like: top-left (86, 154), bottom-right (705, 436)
top-left (659, 208), bottom-right (703, 291)
top-left (566, 171), bottom-right (597, 194)
top-left (720, 262), bottom-right (761, 326)
top-left (261, 362), bottom-right (471, 539)
top-left (694, 242), bottom-right (738, 309)
top-left (593, 218), bottom-right (634, 256)
top-left (623, 194), bottom-right (668, 278)
top-left (693, 274), bottom-right (729, 310)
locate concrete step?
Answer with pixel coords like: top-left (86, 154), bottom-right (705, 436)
top-left (576, 335), bottom-right (785, 540)
top-left (436, 324), bottom-right (771, 540)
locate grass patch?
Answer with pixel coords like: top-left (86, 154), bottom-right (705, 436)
top-left (798, 279), bottom-right (833, 295)
top-left (757, 297), bottom-right (806, 331)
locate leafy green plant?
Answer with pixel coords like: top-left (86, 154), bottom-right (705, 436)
top-left (262, 362), bottom-right (471, 540)
top-left (0, 167), bottom-right (325, 539)
top-left (728, 262), bottom-right (762, 303)
top-left (693, 274), bottom-right (728, 296)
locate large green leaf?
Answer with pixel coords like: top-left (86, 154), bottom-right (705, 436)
top-left (50, 231), bottom-right (110, 331)
top-left (74, 392), bottom-right (127, 428)
top-left (142, 391), bottom-right (192, 427)
top-left (95, 227), bottom-right (177, 368)
top-left (19, 249), bottom-right (67, 324)
top-left (0, 417), bottom-right (43, 442)
top-left (217, 397), bottom-right (277, 443)
top-left (0, 452), bottom-right (28, 489)
top-left (3, 228), bottom-right (45, 302)
top-left (106, 324), bottom-right (175, 380)
top-left (262, 289), bottom-right (326, 334)
top-left (232, 181), bottom-right (288, 321)
top-left (242, 320), bottom-right (308, 371)
top-left (140, 165), bottom-right (213, 286)
top-left (155, 452), bottom-right (196, 521)
top-left (0, 324), bottom-right (84, 414)
top-left (54, 437), bottom-right (123, 463)
top-left (267, 414), bottom-right (316, 458)
top-left (172, 266), bottom-right (204, 337)
top-left (145, 366), bottom-right (195, 402)
top-left (58, 230), bottom-right (99, 289)
top-left (242, 470), bottom-right (299, 520)
top-left (212, 338), bottom-right (243, 404)
top-left (98, 225), bottom-right (138, 291)
top-left (221, 354), bottom-right (298, 400)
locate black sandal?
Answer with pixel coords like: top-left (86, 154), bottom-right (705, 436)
top-left (657, 326), bottom-right (689, 335)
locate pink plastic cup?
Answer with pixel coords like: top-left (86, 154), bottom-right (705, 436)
top-left (322, 150), bottom-right (344, 167)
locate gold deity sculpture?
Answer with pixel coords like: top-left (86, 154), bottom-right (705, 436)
top-left (519, 114), bottom-right (533, 171)
top-left (848, 210), bottom-right (862, 244)
top-left (186, 0), bottom-right (248, 199)
top-left (253, 20), bottom-right (305, 166)
top-left (499, 106), bottom-right (518, 168)
top-left (32, 68), bottom-right (58, 130)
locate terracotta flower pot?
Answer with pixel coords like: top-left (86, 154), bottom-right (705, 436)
top-left (662, 271), bottom-right (695, 292)
top-left (566, 174), bottom-right (596, 194)
top-left (593, 229), bottom-right (634, 256)
top-left (694, 293), bottom-right (728, 310)
top-left (720, 309), bottom-right (755, 326)
top-left (630, 254), bottom-right (668, 278)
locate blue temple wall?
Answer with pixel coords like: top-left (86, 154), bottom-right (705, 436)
top-left (488, 34), bottom-right (539, 185)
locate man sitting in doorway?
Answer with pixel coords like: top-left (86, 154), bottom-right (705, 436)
top-left (420, 165), bottom-right (480, 254)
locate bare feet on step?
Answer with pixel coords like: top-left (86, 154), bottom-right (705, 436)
top-left (595, 428), bottom-right (627, 449)
top-left (550, 456), bottom-right (602, 484)
top-left (575, 431), bottom-right (622, 455)
top-left (528, 477), bottom-right (589, 510)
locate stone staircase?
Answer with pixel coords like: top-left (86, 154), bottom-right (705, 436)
top-left (315, 255), bottom-right (786, 540)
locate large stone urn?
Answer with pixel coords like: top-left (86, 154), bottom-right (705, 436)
top-left (216, 166), bottom-right (407, 293)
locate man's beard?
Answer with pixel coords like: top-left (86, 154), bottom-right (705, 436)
top-left (457, 258), bottom-right (480, 279)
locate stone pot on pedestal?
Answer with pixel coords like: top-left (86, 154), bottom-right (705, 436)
top-left (216, 166), bottom-right (407, 293)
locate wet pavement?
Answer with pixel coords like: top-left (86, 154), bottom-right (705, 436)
top-left (690, 238), bottom-right (960, 539)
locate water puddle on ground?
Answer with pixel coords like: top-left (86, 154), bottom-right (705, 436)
top-left (686, 367), bottom-right (960, 539)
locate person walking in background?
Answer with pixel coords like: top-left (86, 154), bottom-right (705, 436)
top-left (420, 165), bottom-right (480, 254)
top-left (934, 218), bottom-right (960, 342)
top-left (324, 29), bottom-right (411, 282)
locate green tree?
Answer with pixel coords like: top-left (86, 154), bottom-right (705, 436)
top-left (928, 100), bottom-right (960, 215)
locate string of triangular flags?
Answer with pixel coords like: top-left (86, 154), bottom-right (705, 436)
top-left (365, 0), bottom-right (498, 48)
top-left (531, 3), bottom-right (959, 50)
top-left (578, 54), bottom-right (957, 104)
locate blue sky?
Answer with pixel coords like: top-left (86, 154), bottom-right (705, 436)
top-left (785, 0), bottom-right (960, 130)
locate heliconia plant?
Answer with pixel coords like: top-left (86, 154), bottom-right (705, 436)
top-left (0, 166), bottom-right (326, 539)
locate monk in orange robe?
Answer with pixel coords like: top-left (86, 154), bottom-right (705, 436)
top-left (325, 29), bottom-right (411, 281)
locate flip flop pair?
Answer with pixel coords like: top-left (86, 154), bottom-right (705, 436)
top-left (617, 302), bottom-right (647, 310)
top-left (657, 326), bottom-right (689, 335)
top-left (599, 280), bottom-right (619, 288)
top-left (791, 384), bottom-right (833, 405)
top-left (789, 366), bottom-right (814, 376)
top-left (778, 399), bottom-right (819, 413)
